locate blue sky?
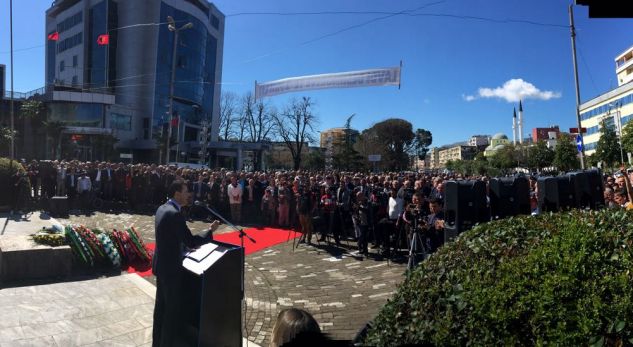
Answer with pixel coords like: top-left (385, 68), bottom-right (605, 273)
top-left (1, 0), bottom-right (632, 147)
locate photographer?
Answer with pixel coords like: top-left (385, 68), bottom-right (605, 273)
top-left (423, 198), bottom-right (445, 253)
top-left (351, 191), bottom-right (370, 256)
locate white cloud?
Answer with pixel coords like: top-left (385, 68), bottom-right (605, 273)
top-left (465, 79), bottom-right (561, 103)
top-left (462, 94), bottom-right (476, 102)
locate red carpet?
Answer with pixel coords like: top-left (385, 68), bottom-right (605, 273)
top-left (126, 227), bottom-right (300, 277)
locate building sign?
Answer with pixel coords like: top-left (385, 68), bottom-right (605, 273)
top-left (63, 126), bottom-right (113, 135)
top-left (368, 154), bottom-right (382, 162)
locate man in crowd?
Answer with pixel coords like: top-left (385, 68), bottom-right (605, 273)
top-left (227, 175), bottom-right (243, 223)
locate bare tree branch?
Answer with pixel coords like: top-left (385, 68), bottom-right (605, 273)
top-left (272, 97), bottom-right (318, 169)
top-left (219, 91), bottom-right (238, 140)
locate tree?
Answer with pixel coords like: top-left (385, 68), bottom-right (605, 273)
top-left (621, 121), bottom-right (633, 158)
top-left (273, 97), bottom-right (318, 170)
top-left (332, 113), bottom-right (364, 170)
top-left (412, 128), bottom-right (433, 160)
top-left (303, 150), bottom-right (325, 170)
top-left (219, 91), bottom-right (238, 140)
top-left (489, 144), bottom-right (518, 172)
top-left (18, 100), bottom-right (44, 158)
top-left (244, 98), bottom-right (276, 170)
top-left (42, 120), bottom-right (65, 159)
top-left (527, 140), bottom-right (554, 171)
top-left (365, 118), bottom-right (415, 171)
top-left (595, 119), bottom-right (621, 168)
top-left (236, 93), bottom-right (255, 141)
top-left (553, 133), bottom-right (579, 172)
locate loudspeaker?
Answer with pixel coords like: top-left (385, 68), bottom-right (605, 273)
top-left (444, 180), bottom-right (490, 243)
top-left (489, 176), bottom-right (531, 219)
top-left (567, 170), bottom-right (605, 210)
top-left (49, 196), bottom-right (69, 217)
top-left (537, 176), bottom-right (576, 212)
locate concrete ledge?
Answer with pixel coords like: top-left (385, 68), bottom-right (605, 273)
top-left (0, 234), bottom-right (73, 284)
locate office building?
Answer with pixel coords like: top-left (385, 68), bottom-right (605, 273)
top-left (44, 0), bottom-right (224, 161)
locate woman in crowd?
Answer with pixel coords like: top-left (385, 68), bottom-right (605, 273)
top-left (270, 308), bottom-right (325, 347)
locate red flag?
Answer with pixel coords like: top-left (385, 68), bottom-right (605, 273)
top-left (171, 116), bottom-right (179, 127)
top-left (97, 34), bottom-right (110, 45)
top-left (47, 32), bottom-right (59, 41)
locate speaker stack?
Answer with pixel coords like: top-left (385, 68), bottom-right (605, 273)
top-left (538, 169), bottom-right (604, 212)
top-left (48, 196), bottom-right (69, 217)
top-left (489, 176), bottom-right (531, 219)
top-left (444, 180), bottom-right (490, 243)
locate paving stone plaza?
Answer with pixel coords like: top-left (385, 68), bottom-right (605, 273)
top-left (0, 212), bottom-right (407, 346)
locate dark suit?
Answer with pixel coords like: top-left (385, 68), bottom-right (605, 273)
top-left (152, 201), bottom-right (212, 347)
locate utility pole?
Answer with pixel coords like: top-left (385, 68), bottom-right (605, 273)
top-left (9, 0), bottom-right (15, 160)
top-left (165, 16), bottom-right (193, 164)
top-left (569, 5), bottom-right (585, 169)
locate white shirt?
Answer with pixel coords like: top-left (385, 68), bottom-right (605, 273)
top-left (77, 176), bottom-right (92, 193)
top-left (96, 170), bottom-right (102, 182)
top-left (227, 183), bottom-right (242, 204)
top-left (388, 196), bottom-right (404, 220)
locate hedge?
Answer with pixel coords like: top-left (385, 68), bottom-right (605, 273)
top-left (0, 157), bottom-right (30, 207)
top-left (364, 209), bottom-right (633, 346)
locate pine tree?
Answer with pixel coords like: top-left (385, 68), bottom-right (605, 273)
top-left (595, 119), bottom-right (621, 168)
top-left (553, 134), bottom-right (579, 172)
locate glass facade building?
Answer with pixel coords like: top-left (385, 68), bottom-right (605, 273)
top-left (153, 3), bottom-right (218, 139)
top-left (45, 0), bottom-right (224, 159)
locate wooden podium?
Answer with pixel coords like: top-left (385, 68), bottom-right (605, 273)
top-left (181, 240), bottom-right (244, 347)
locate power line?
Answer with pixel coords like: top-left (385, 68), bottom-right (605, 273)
top-left (227, 10), bottom-right (568, 28)
top-left (242, 0), bottom-right (447, 63)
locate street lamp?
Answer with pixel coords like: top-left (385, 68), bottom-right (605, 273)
top-left (165, 16), bottom-right (193, 164)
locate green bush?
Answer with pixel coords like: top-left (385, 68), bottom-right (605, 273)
top-left (0, 157), bottom-right (30, 207)
top-left (365, 209), bottom-right (633, 346)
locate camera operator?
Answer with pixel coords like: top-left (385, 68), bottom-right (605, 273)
top-left (351, 191), bottom-right (370, 256)
top-left (423, 197), bottom-right (445, 253)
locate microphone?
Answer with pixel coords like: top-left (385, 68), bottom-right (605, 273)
top-left (194, 201), bottom-right (256, 243)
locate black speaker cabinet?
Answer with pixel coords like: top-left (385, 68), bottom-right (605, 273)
top-left (49, 196), bottom-right (69, 217)
top-left (538, 176), bottom-right (576, 212)
top-left (489, 176), bottom-right (531, 219)
top-left (180, 241), bottom-right (243, 347)
top-left (567, 170), bottom-right (605, 210)
top-left (444, 180), bottom-right (490, 243)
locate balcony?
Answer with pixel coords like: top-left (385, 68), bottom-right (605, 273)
top-left (4, 84), bottom-right (115, 104)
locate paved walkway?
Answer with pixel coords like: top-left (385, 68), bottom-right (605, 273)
top-left (0, 274), bottom-right (257, 347)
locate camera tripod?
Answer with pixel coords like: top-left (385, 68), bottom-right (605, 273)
top-left (407, 218), bottom-right (427, 271)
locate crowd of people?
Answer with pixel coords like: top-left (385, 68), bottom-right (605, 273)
top-left (9, 159), bottom-right (633, 258)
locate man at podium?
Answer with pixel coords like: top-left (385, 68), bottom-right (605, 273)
top-left (152, 180), bottom-right (220, 347)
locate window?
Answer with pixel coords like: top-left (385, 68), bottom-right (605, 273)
top-left (60, 60), bottom-right (65, 72)
top-left (57, 11), bottom-right (83, 33)
top-left (57, 32), bottom-right (83, 53)
top-left (110, 113), bottom-right (132, 131)
top-left (211, 15), bottom-right (220, 30)
top-left (73, 55), bottom-right (78, 67)
top-left (72, 76), bottom-right (78, 86)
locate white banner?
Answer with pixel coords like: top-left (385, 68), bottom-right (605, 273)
top-left (255, 66), bottom-right (401, 99)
